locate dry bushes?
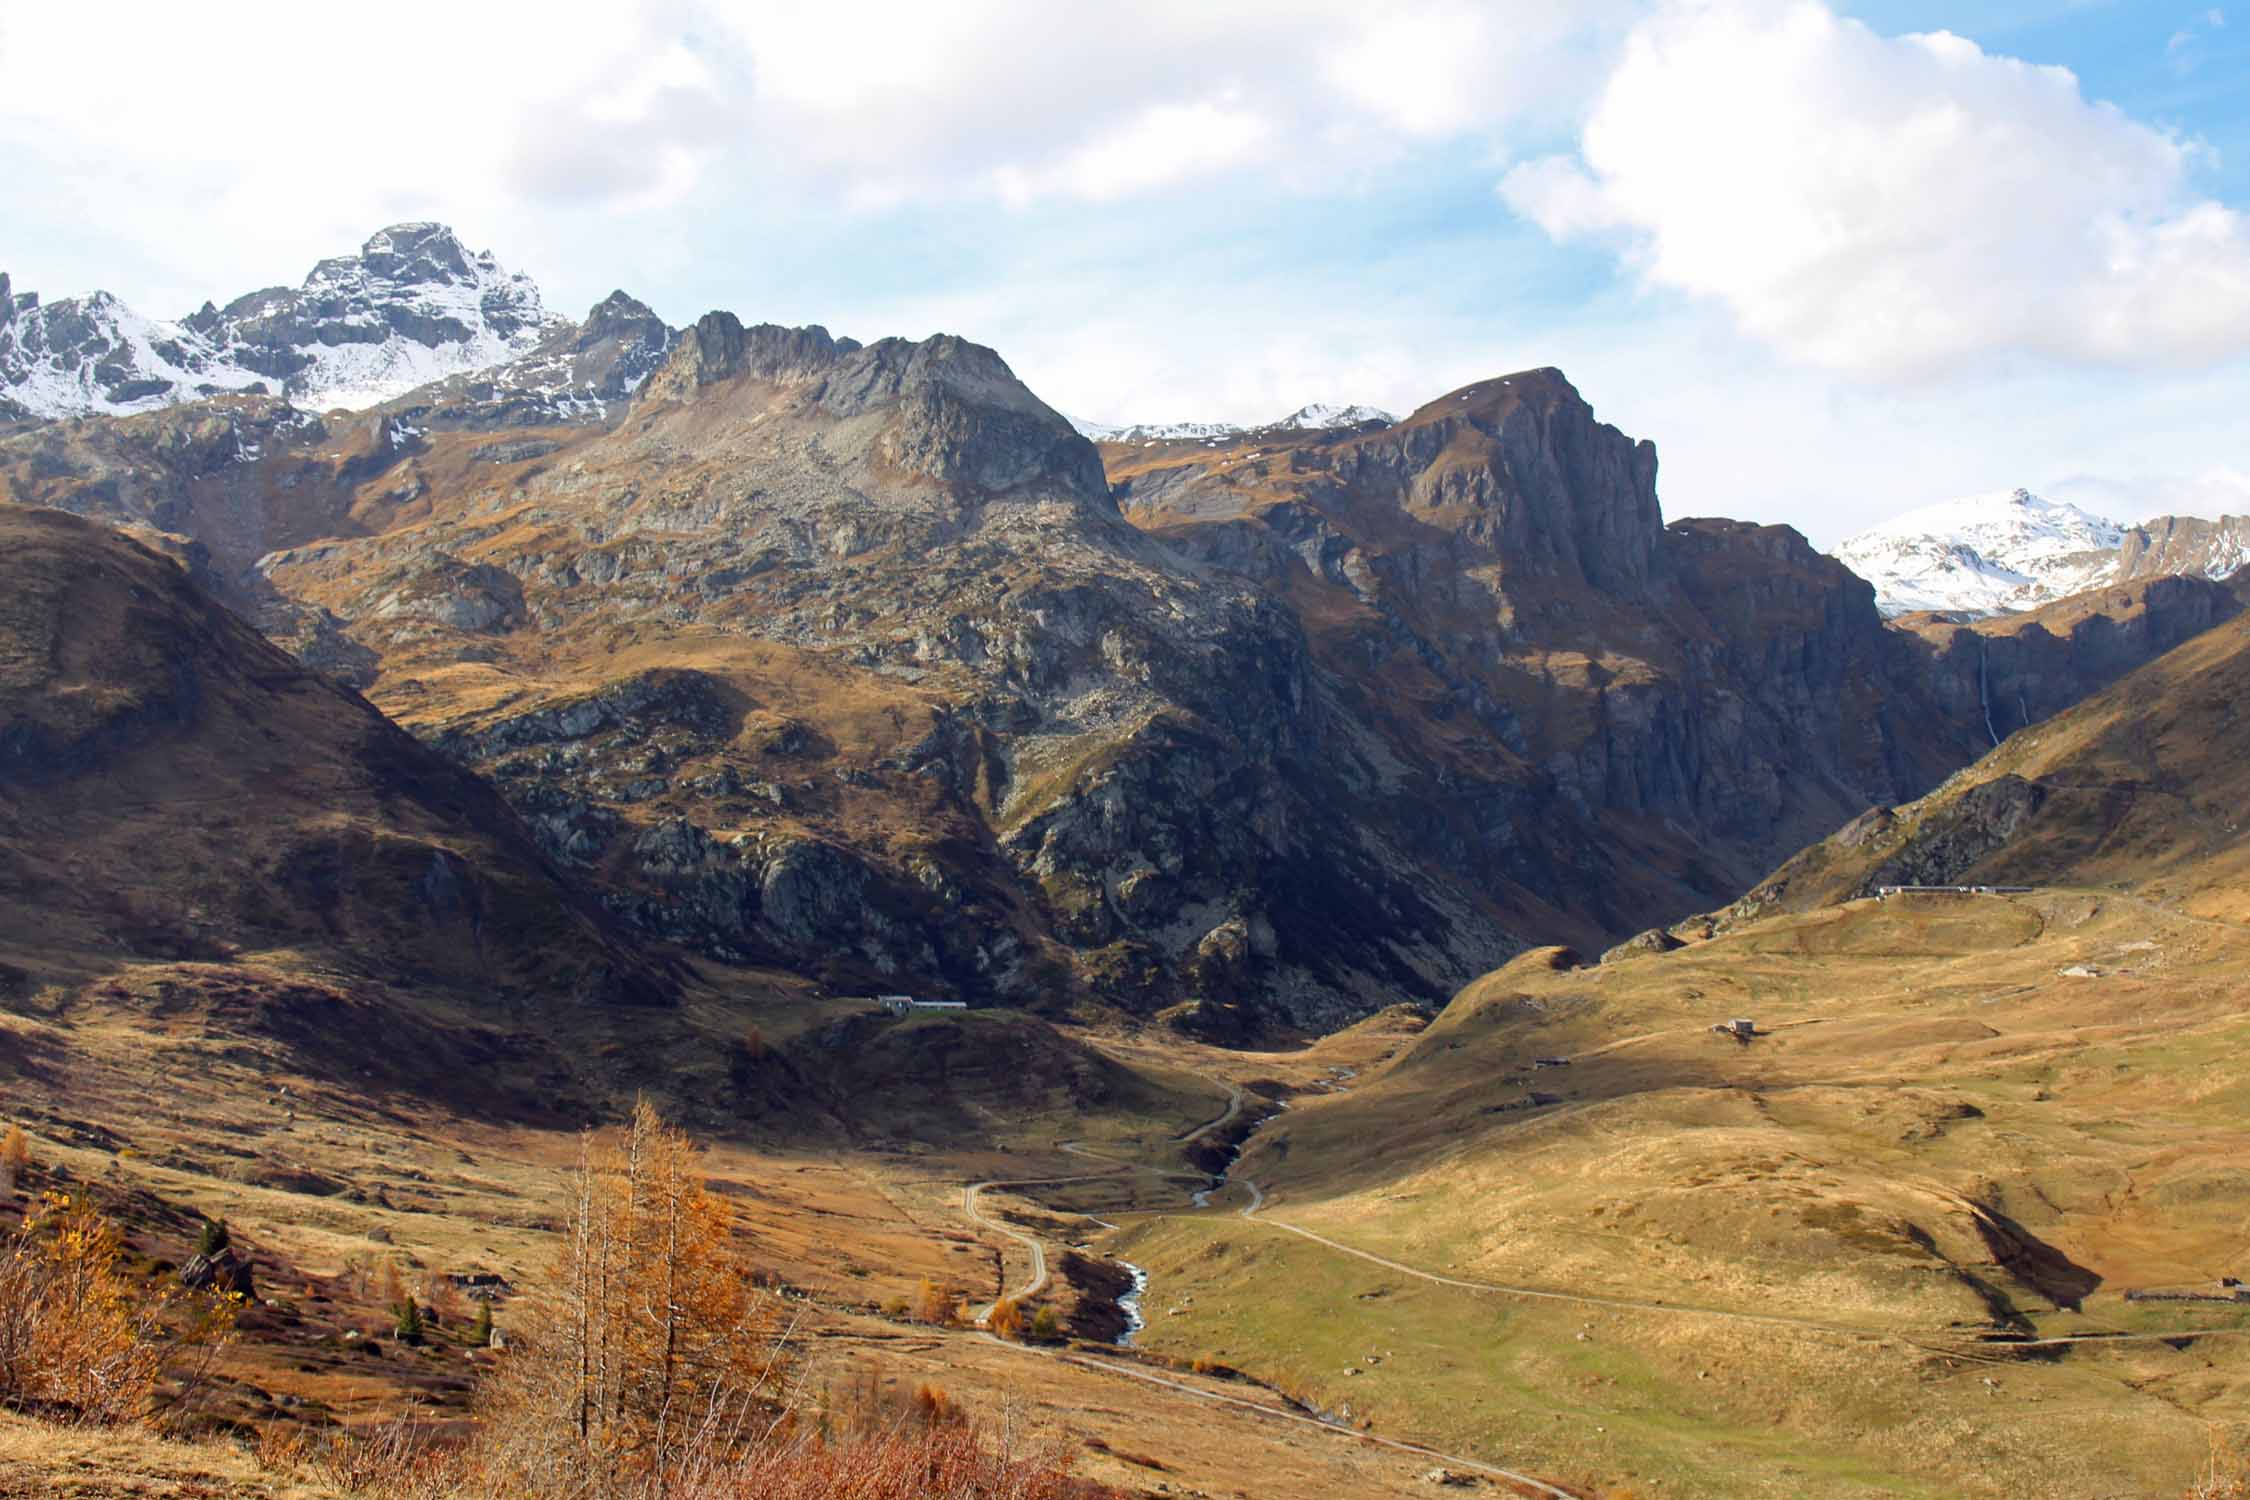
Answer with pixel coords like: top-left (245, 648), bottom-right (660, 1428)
top-left (2190, 1428), bottom-right (2250, 1500)
top-left (0, 1127), bottom-right (29, 1192)
top-left (0, 1191), bottom-right (236, 1426)
top-left (668, 1420), bottom-right (1103, 1500)
top-left (915, 1277), bottom-right (958, 1326)
top-left (302, 1417), bottom-right (467, 1500)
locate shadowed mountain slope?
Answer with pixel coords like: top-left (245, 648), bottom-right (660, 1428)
top-left (0, 505), bottom-right (668, 1009)
top-left (1103, 374), bottom-right (2242, 930)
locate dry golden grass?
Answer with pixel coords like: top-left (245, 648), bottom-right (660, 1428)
top-left (1072, 889), bottom-right (2250, 1497)
top-left (0, 948), bottom-right (1554, 1499)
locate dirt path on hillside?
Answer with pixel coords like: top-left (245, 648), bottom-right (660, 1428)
top-left (1172, 1080), bottom-right (1247, 1144)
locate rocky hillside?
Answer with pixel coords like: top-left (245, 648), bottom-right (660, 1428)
top-left (1834, 486), bottom-right (2250, 617)
top-left (0, 224), bottom-right (563, 421)
top-left (1719, 593), bottom-right (2250, 923)
top-left (0, 506), bottom-right (667, 1010)
top-left (4, 307), bottom-right (2236, 1030)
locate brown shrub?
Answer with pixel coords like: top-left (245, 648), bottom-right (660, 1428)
top-left (0, 1191), bottom-right (236, 1426)
top-left (311, 1417), bottom-right (468, 1499)
top-left (0, 1126), bottom-right (29, 1190)
top-left (2190, 1427), bottom-right (2250, 1500)
top-left (914, 1277), bottom-right (956, 1326)
top-left (988, 1297), bottom-right (1026, 1342)
top-left (911, 1381), bottom-right (964, 1428)
top-left (378, 1259), bottom-right (408, 1314)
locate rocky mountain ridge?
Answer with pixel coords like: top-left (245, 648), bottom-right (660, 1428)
top-left (1070, 402), bottom-right (1397, 445)
top-left (0, 224), bottom-right (568, 422)
top-left (1834, 486), bottom-right (2250, 617)
top-left (4, 261), bottom-right (2241, 1029)
top-left (1102, 380), bottom-right (2244, 932)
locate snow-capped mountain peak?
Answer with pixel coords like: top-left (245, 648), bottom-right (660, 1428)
top-left (0, 224), bottom-right (560, 422)
top-left (1068, 401), bottom-right (1397, 444)
top-left (1274, 402), bottom-right (1395, 430)
top-left (1833, 488), bottom-right (2129, 616)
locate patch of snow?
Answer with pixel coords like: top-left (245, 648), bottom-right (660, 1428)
top-left (1274, 402), bottom-right (1396, 430)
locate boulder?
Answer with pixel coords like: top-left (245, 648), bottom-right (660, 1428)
top-left (178, 1248), bottom-right (256, 1300)
top-left (1600, 927), bottom-right (1684, 965)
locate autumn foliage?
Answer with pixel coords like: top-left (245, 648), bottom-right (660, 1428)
top-left (476, 1098), bottom-right (792, 1491)
top-left (0, 1191), bottom-right (236, 1425)
top-left (2190, 1428), bottom-right (2250, 1500)
top-left (915, 1277), bottom-right (958, 1326)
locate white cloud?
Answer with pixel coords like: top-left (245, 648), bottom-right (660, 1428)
top-left (1500, 0), bottom-right (2250, 381)
top-left (2167, 7), bottom-right (2226, 74)
top-left (0, 0), bottom-right (1626, 310)
top-left (710, 0), bottom-right (1630, 208)
top-left (2049, 468), bottom-right (2250, 523)
top-left (989, 99), bottom-right (1275, 208)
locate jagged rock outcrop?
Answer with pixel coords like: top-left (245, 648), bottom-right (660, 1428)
top-left (2118, 513), bottom-right (2250, 583)
top-left (1601, 928), bottom-right (1684, 964)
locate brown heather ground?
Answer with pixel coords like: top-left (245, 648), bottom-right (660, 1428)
top-left (1098, 890), bottom-right (2250, 1498)
top-left (0, 959), bottom-right (1580, 1499)
top-left (8, 875), bottom-right (2248, 1496)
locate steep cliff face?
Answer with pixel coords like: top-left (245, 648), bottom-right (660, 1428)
top-left (1108, 376), bottom-right (2240, 915)
top-left (2114, 515), bottom-right (2250, 590)
top-left (1900, 575), bottom-right (2246, 748)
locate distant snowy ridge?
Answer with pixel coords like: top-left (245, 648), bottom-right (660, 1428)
top-left (0, 223), bottom-right (558, 421)
top-left (1834, 487), bottom-right (2250, 617)
top-left (1070, 401), bottom-right (1397, 444)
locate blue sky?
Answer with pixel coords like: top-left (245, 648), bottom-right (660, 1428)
top-left (6, 0), bottom-right (2250, 544)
